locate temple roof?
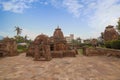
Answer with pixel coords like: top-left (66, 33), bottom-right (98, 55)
top-left (53, 27), bottom-right (64, 39)
top-left (34, 34), bottom-right (49, 44)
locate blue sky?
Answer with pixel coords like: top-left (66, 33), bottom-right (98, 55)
top-left (0, 0), bottom-right (120, 40)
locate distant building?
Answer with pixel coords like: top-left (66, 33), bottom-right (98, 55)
top-left (83, 39), bottom-right (91, 44)
top-left (76, 37), bottom-right (81, 43)
top-left (65, 34), bottom-right (74, 43)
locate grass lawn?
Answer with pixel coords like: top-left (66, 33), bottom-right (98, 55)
top-left (78, 49), bottom-right (83, 55)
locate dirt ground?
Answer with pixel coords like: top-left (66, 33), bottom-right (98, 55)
top-left (0, 53), bottom-right (120, 80)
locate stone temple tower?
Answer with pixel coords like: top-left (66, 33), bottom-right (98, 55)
top-left (53, 27), bottom-right (67, 51)
top-left (104, 25), bottom-right (119, 41)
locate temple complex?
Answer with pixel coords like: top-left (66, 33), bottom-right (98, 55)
top-left (26, 27), bottom-right (78, 61)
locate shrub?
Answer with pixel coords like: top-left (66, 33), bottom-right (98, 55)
top-left (79, 43), bottom-right (92, 47)
top-left (17, 45), bottom-right (27, 53)
top-left (111, 40), bottom-right (120, 49)
top-left (105, 41), bottom-right (112, 48)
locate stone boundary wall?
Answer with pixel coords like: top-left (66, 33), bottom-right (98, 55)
top-left (83, 47), bottom-right (120, 57)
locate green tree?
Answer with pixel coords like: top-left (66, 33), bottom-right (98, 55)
top-left (15, 26), bottom-right (22, 36)
top-left (116, 18), bottom-right (120, 34)
top-left (14, 36), bottom-right (24, 43)
top-left (24, 35), bottom-right (28, 42)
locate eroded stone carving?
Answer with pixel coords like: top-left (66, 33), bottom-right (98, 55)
top-left (104, 25), bottom-right (119, 41)
top-left (0, 37), bottom-right (17, 57)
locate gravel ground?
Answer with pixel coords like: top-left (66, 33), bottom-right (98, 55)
top-left (0, 53), bottom-right (120, 80)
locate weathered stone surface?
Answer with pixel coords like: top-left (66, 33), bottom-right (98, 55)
top-left (26, 42), bottom-right (35, 57)
top-left (103, 25), bottom-right (119, 41)
top-left (53, 27), bottom-right (64, 40)
top-left (51, 51), bottom-right (63, 58)
top-left (26, 27), bottom-right (77, 61)
top-left (52, 27), bottom-right (67, 51)
top-left (91, 39), bottom-right (98, 47)
top-left (83, 47), bottom-right (120, 57)
top-left (33, 34), bottom-right (52, 61)
top-left (0, 37), bottom-right (17, 57)
top-left (0, 53), bottom-right (120, 80)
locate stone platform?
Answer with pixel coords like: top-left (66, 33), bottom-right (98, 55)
top-left (0, 53), bottom-right (120, 80)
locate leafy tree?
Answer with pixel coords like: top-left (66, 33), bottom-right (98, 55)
top-left (24, 35), bottom-right (28, 42)
top-left (116, 18), bottom-right (120, 34)
top-left (14, 36), bottom-right (24, 43)
top-left (15, 26), bottom-right (22, 36)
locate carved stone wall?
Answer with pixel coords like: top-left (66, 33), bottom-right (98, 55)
top-left (26, 27), bottom-right (78, 61)
top-left (0, 37), bottom-right (17, 57)
top-left (83, 47), bottom-right (120, 57)
top-left (52, 27), bottom-right (67, 51)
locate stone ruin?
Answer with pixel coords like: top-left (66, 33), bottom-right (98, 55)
top-left (0, 37), bottom-right (17, 57)
top-left (26, 27), bottom-right (78, 61)
top-left (103, 25), bottom-right (119, 41)
top-left (91, 39), bottom-right (98, 47)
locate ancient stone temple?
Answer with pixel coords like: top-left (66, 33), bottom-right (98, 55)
top-left (0, 37), bottom-right (17, 57)
top-left (52, 27), bottom-right (67, 50)
top-left (26, 27), bottom-right (78, 61)
top-left (91, 39), bottom-right (98, 47)
top-left (103, 25), bottom-right (119, 41)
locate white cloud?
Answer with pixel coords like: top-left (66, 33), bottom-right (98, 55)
top-left (1, 0), bottom-right (120, 39)
top-left (0, 0), bottom-right (37, 13)
top-left (49, 0), bottom-right (83, 17)
top-left (0, 31), bottom-right (8, 37)
top-left (22, 28), bottom-right (39, 40)
top-left (63, 0), bottom-right (83, 18)
top-left (87, 0), bottom-right (120, 38)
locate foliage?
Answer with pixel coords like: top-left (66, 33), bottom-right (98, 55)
top-left (14, 36), bottom-right (32, 43)
top-left (116, 18), bottom-right (120, 34)
top-left (78, 49), bottom-right (83, 54)
top-left (17, 45), bottom-right (27, 53)
top-left (15, 36), bottom-right (24, 43)
top-left (15, 26), bottom-right (22, 36)
top-left (105, 40), bottom-right (120, 49)
top-left (79, 43), bottom-right (92, 47)
top-left (118, 35), bottom-right (120, 40)
top-left (72, 39), bottom-right (79, 45)
top-left (105, 41), bottom-right (112, 48)
top-left (111, 40), bottom-right (120, 49)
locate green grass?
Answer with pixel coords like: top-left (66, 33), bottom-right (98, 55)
top-left (78, 49), bottom-right (83, 55)
top-left (17, 49), bottom-right (24, 53)
top-left (17, 45), bottom-right (27, 53)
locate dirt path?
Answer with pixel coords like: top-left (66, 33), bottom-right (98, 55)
top-left (0, 53), bottom-right (120, 80)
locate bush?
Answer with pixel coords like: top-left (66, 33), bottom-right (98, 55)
top-left (105, 41), bottom-right (112, 48)
top-left (79, 43), bottom-right (92, 47)
top-left (111, 40), bottom-right (120, 49)
top-left (105, 40), bottom-right (120, 49)
top-left (17, 45), bottom-right (27, 53)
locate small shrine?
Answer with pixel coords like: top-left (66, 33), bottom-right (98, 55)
top-left (0, 37), bottom-right (17, 57)
top-left (103, 25), bottom-right (119, 41)
top-left (26, 27), bottom-right (78, 61)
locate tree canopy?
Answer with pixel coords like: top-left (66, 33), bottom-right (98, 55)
top-left (15, 26), bottom-right (22, 36)
top-left (116, 18), bottom-right (120, 34)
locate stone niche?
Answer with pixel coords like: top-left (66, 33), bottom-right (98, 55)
top-left (26, 27), bottom-right (78, 61)
top-left (103, 25), bottom-right (119, 41)
top-left (0, 37), bottom-right (17, 57)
